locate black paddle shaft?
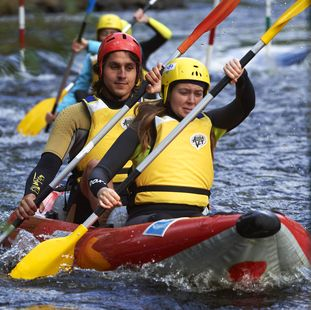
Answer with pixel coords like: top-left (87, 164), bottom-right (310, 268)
top-left (210, 50), bottom-right (256, 97)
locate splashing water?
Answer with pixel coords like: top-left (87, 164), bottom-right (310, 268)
top-left (0, 230), bottom-right (40, 273)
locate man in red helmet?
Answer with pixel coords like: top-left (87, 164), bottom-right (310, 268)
top-left (15, 33), bottom-right (158, 225)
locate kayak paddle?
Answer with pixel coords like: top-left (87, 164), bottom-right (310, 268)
top-left (9, 0), bottom-right (310, 280)
top-left (6, 0), bottom-right (241, 280)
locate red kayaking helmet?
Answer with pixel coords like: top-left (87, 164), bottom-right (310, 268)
top-left (97, 33), bottom-right (142, 78)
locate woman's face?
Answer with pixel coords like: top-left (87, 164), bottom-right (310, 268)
top-left (169, 83), bottom-right (204, 118)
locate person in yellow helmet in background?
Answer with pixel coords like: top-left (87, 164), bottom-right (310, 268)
top-left (87, 57), bottom-right (255, 226)
top-left (46, 9), bottom-right (172, 124)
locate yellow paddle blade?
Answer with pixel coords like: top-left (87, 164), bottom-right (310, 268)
top-left (261, 0), bottom-right (311, 45)
top-left (10, 225), bottom-right (88, 280)
top-left (17, 97), bottom-right (55, 136)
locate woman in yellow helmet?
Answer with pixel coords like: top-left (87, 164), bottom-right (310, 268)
top-left (88, 57), bottom-right (255, 226)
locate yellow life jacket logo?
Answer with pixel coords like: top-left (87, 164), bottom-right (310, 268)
top-left (190, 133), bottom-right (207, 149)
top-left (121, 116), bottom-right (134, 129)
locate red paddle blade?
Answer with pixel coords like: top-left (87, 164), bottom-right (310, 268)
top-left (178, 0), bottom-right (240, 54)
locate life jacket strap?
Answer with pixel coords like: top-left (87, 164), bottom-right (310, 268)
top-left (135, 185), bottom-right (210, 197)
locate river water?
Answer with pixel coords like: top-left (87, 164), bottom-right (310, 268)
top-left (0, 1), bottom-right (310, 309)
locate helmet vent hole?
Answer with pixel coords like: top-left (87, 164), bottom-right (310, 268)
top-left (106, 37), bottom-right (115, 43)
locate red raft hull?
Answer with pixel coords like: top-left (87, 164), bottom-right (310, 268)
top-left (6, 211), bottom-right (311, 282)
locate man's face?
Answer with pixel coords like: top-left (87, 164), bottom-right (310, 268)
top-left (102, 51), bottom-right (137, 101)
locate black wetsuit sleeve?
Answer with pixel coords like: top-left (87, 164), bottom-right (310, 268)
top-left (140, 24), bottom-right (168, 70)
top-left (89, 127), bottom-right (140, 197)
top-left (24, 152), bottom-right (62, 196)
top-left (205, 70), bottom-right (255, 132)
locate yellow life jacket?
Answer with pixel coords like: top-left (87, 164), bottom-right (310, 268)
top-left (77, 96), bottom-right (137, 183)
top-left (133, 115), bottom-right (214, 207)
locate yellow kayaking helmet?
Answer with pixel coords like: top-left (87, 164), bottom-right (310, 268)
top-left (161, 57), bottom-right (210, 104)
top-left (96, 14), bottom-right (123, 32)
top-left (121, 19), bottom-right (133, 35)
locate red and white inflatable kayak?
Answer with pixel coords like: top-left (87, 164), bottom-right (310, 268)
top-left (5, 210), bottom-right (311, 282)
